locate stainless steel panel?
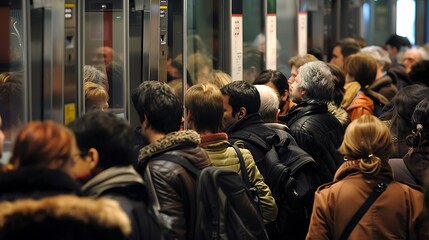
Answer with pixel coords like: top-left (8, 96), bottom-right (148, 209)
top-left (149, 0), bottom-right (161, 81)
top-left (129, 10), bottom-right (143, 127)
top-left (64, 0), bottom-right (78, 124)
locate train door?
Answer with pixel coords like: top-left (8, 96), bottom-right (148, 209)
top-left (0, 0), bottom-right (26, 164)
top-left (82, 0), bottom-right (129, 118)
top-left (242, 0), bottom-right (264, 82)
top-left (362, 0), bottom-right (395, 46)
top-left (188, 0), bottom-right (243, 81)
top-left (0, 0), bottom-right (80, 163)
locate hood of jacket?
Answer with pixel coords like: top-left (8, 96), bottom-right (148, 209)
top-left (82, 165), bottom-right (144, 197)
top-left (138, 130), bottom-right (201, 160)
top-left (0, 195), bottom-right (132, 239)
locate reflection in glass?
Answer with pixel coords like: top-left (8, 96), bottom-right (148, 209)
top-left (84, 4), bottom-right (124, 113)
top-left (243, 0), bottom-right (264, 83)
top-left (0, 2), bottom-right (25, 149)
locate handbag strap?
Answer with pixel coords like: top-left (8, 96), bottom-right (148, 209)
top-left (339, 181), bottom-right (390, 240)
top-left (232, 144), bottom-right (252, 189)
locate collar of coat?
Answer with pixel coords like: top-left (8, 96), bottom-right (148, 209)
top-left (82, 165), bottom-right (144, 197)
top-left (282, 102), bottom-right (328, 126)
top-left (138, 130), bottom-right (201, 161)
top-left (225, 113), bottom-right (264, 136)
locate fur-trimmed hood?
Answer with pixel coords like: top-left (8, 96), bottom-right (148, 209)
top-left (0, 195), bottom-right (131, 240)
top-left (138, 130), bottom-right (201, 161)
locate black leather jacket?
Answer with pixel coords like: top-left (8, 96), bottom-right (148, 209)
top-left (282, 103), bottom-right (344, 183)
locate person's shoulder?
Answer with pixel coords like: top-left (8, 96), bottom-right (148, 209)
top-left (391, 181), bottom-right (424, 193)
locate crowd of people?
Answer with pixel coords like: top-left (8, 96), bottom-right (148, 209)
top-left (1, 34), bottom-right (429, 239)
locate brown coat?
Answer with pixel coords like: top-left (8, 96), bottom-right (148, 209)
top-left (306, 160), bottom-right (428, 240)
top-left (346, 91), bottom-right (374, 121)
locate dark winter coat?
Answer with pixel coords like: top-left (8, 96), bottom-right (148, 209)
top-left (137, 130), bottom-right (211, 240)
top-left (0, 167), bottom-right (81, 201)
top-left (283, 103), bottom-right (344, 183)
top-left (82, 165), bottom-right (162, 240)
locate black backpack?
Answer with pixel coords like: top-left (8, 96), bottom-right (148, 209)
top-left (150, 154), bottom-right (269, 240)
top-left (230, 130), bottom-right (320, 240)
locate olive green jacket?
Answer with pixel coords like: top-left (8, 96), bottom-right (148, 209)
top-left (200, 132), bottom-right (278, 224)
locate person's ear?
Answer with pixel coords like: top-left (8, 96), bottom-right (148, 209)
top-left (87, 148), bottom-right (99, 171)
top-left (237, 107), bottom-right (247, 120)
top-left (142, 114), bottom-right (150, 130)
top-left (281, 90), bottom-right (288, 102)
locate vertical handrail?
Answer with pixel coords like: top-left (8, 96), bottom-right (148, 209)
top-left (78, 0), bottom-right (85, 115)
top-left (182, 0), bottom-right (188, 129)
top-left (124, 0), bottom-right (131, 120)
top-left (22, 0), bottom-right (30, 123)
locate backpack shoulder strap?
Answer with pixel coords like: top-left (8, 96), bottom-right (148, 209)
top-left (339, 181), bottom-right (391, 240)
top-left (150, 154), bottom-right (200, 176)
top-left (230, 131), bottom-right (272, 151)
top-left (231, 144), bottom-right (252, 189)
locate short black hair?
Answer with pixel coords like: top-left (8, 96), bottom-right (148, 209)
top-left (220, 81), bottom-right (261, 115)
top-left (131, 81), bottom-right (182, 134)
top-left (254, 69), bottom-right (288, 96)
top-left (385, 34), bottom-right (411, 50)
top-left (67, 111), bottom-right (134, 169)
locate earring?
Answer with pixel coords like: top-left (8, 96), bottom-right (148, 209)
top-left (343, 156), bottom-right (348, 161)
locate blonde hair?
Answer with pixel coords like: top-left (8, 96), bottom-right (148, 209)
top-left (187, 53), bottom-right (213, 84)
top-left (85, 82), bottom-right (109, 108)
top-left (339, 115), bottom-right (393, 175)
top-left (210, 70), bottom-right (232, 89)
top-left (185, 83), bottom-right (223, 132)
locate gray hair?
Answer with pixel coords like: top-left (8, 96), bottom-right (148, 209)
top-left (84, 65), bottom-right (109, 90)
top-left (254, 85), bottom-right (279, 123)
top-left (297, 61), bottom-right (334, 104)
top-left (361, 45), bottom-right (392, 70)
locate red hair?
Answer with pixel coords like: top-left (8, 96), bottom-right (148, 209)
top-left (10, 121), bottom-right (75, 168)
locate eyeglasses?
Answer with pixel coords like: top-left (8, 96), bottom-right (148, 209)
top-left (74, 151), bottom-right (89, 159)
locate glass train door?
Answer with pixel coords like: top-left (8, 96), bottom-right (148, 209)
top-left (83, 0), bottom-right (128, 117)
top-left (0, 0), bottom-right (26, 164)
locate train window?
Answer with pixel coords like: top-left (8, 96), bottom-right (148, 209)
top-left (187, 0), bottom-right (218, 85)
top-left (243, 0), bottom-right (264, 83)
top-left (0, 1), bottom-right (25, 164)
top-left (84, 2), bottom-right (125, 116)
top-left (396, 0), bottom-right (415, 45)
